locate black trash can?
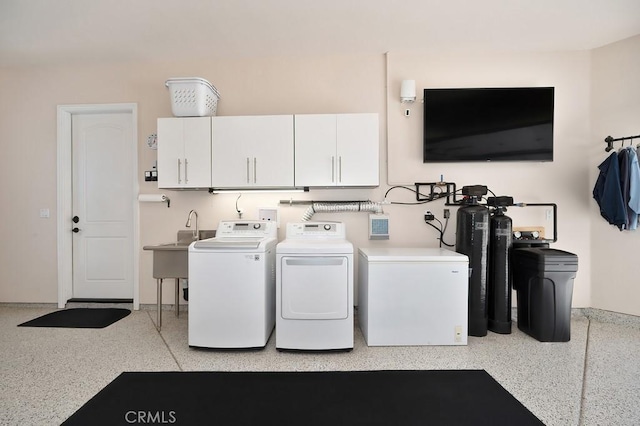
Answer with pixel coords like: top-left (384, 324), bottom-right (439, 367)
top-left (512, 248), bottom-right (578, 342)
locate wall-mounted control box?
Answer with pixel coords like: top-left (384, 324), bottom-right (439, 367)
top-left (369, 213), bottom-right (389, 240)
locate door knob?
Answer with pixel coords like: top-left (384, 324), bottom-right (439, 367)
top-left (72, 227), bottom-right (80, 233)
top-left (72, 216), bottom-right (79, 223)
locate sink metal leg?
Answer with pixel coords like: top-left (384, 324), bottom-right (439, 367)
top-left (175, 278), bottom-right (180, 317)
top-left (156, 278), bottom-right (163, 331)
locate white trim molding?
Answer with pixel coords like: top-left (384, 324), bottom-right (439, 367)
top-left (56, 103), bottom-right (140, 310)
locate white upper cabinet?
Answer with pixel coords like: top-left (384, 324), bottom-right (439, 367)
top-left (157, 117), bottom-right (212, 189)
top-left (293, 114), bottom-right (337, 187)
top-left (211, 115), bottom-right (294, 189)
top-left (336, 113), bottom-right (379, 186)
top-left (295, 113), bottom-right (379, 187)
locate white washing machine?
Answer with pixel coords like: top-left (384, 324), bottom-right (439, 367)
top-left (276, 221), bottom-right (354, 351)
top-left (188, 220), bottom-right (277, 349)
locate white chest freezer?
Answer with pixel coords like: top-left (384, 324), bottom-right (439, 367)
top-left (358, 247), bottom-right (469, 346)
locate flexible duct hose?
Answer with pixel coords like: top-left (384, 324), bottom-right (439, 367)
top-left (301, 201), bottom-right (383, 221)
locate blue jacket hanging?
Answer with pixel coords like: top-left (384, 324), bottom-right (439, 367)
top-left (593, 151), bottom-right (627, 229)
top-left (626, 147), bottom-right (640, 230)
top-left (618, 148), bottom-right (631, 229)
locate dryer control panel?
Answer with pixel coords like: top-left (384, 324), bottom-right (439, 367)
top-left (216, 220), bottom-right (277, 238)
top-left (286, 222), bottom-right (346, 239)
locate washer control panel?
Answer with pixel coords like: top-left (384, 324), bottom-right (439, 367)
top-left (286, 222), bottom-right (346, 239)
top-left (216, 220), bottom-right (277, 238)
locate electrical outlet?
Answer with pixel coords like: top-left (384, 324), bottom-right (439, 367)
top-left (444, 208), bottom-right (450, 219)
top-left (144, 170), bottom-right (158, 181)
top-left (455, 325), bottom-right (463, 343)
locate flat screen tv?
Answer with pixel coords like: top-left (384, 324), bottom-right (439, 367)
top-left (423, 87), bottom-right (554, 162)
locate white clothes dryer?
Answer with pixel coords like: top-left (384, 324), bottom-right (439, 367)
top-left (276, 222), bottom-right (354, 351)
top-left (188, 220), bottom-right (277, 349)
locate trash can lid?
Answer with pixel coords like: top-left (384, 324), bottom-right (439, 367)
top-left (514, 247), bottom-right (578, 271)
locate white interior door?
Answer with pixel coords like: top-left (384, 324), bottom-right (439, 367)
top-left (71, 112), bottom-right (134, 299)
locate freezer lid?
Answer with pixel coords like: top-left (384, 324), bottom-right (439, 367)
top-left (358, 247), bottom-right (469, 262)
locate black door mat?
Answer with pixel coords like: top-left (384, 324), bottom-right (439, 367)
top-left (62, 370), bottom-right (543, 426)
top-left (18, 308), bottom-right (131, 329)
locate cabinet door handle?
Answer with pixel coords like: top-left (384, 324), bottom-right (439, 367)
top-left (338, 156), bottom-right (342, 183)
top-left (253, 158), bottom-right (257, 184)
top-left (177, 159), bottom-right (182, 184)
top-left (246, 157), bottom-right (250, 184)
top-left (331, 156), bottom-right (335, 183)
top-left (184, 158), bottom-right (188, 183)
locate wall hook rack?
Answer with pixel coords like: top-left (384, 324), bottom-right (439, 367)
top-left (604, 133), bottom-right (640, 152)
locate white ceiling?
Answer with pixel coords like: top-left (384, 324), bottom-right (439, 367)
top-left (1, 0), bottom-right (640, 67)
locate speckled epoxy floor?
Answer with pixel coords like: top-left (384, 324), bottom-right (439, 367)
top-left (1, 305), bottom-right (638, 426)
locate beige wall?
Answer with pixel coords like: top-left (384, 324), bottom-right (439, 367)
top-left (590, 35), bottom-right (640, 316)
top-left (386, 50), bottom-right (593, 309)
top-left (0, 55), bottom-right (388, 305)
top-left (0, 41), bottom-right (637, 314)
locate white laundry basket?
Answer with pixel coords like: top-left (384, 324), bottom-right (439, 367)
top-left (165, 77), bottom-right (221, 117)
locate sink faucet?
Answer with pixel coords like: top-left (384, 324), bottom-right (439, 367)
top-left (185, 209), bottom-right (199, 240)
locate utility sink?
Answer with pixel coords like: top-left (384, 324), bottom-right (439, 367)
top-left (143, 229), bottom-right (216, 331)
top-left (177, 229), bottom-right (217, 242)
top-left (143, 229), bottom-right (216, 279)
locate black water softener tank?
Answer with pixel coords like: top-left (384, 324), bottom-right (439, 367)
top-left (456, 186), bottom-right (490, 337)
top-left (487, 197), bottom-right (514, 334)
